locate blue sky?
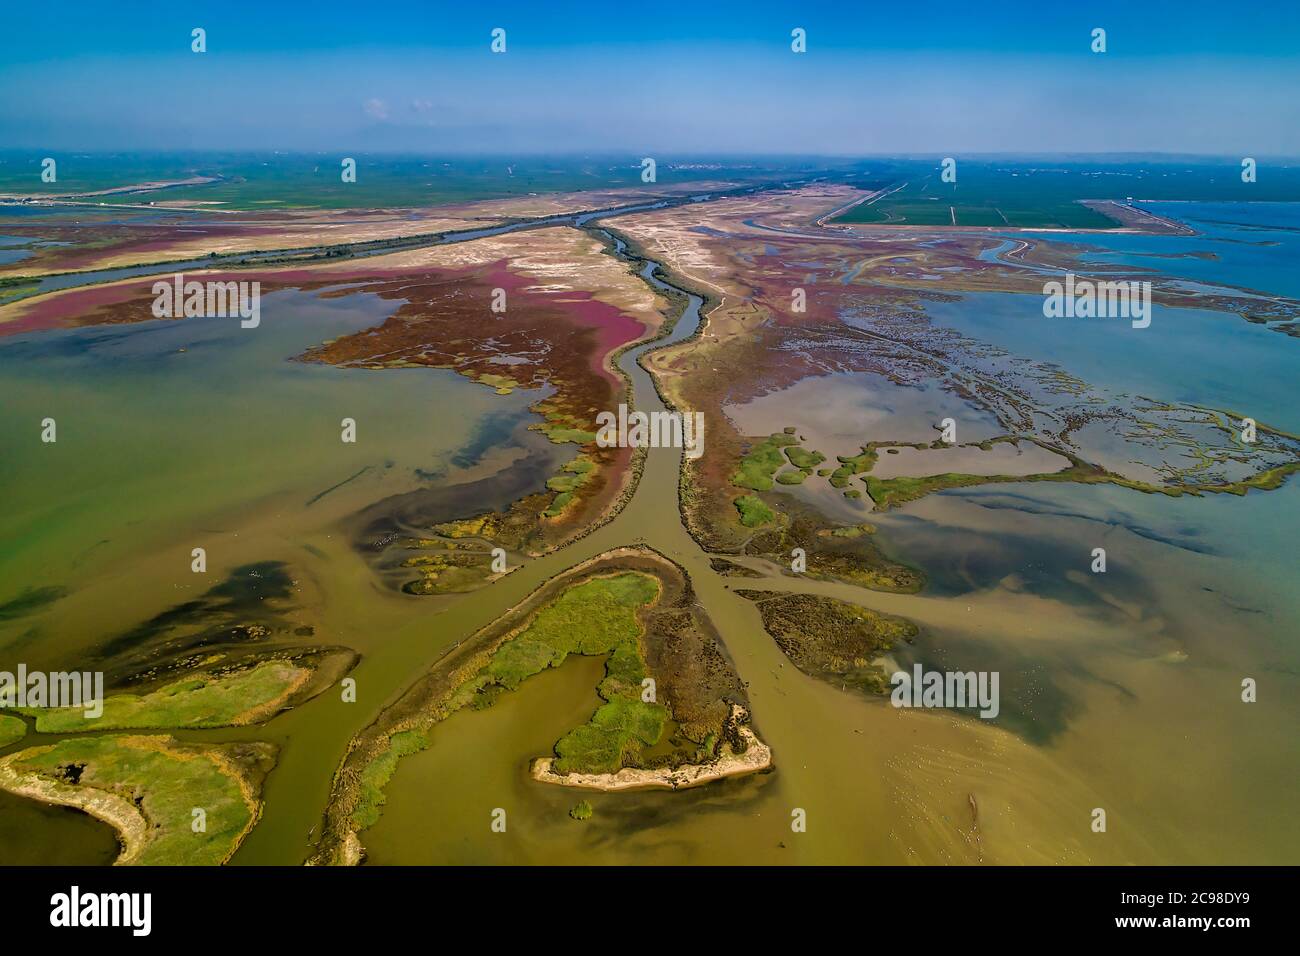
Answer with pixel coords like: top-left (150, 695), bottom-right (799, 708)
top-left (2, 1), bottom-right (1297, 154)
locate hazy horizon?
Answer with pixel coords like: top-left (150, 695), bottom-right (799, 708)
top-left (3, 149), bottom-right (1300, 161)
top-left (2, 1), bottom-right (1298, 156)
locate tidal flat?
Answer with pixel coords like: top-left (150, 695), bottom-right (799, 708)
top-left (0, 177), bottom-right (1297, 866)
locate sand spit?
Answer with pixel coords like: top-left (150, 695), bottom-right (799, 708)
top-left (0, 751), bottom-right (150, 865)
top-left (530, 705), bottom-right (771, 792)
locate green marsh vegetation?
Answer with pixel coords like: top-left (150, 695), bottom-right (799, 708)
top-left (863, 457), bottom-right (1300, 509)
top-left (352, 729), bottom-right (429, 830)
top-left (0, 278), bottom-right (40, 305)
top-left (545, 454), bottom-right (598, 517)
top-left (723, 431), bottom-right (924, 591)
top-left (785, 446), bottom-right (826, 471)
top-left (791, 435), bottom-right (1249, 511)
top-left (3, 735), bottom-right (274, 865)
top-left (731, 432), bottom-right (800, 492)
top-left (349, 571), bottom-right (669, 831)
top-left (400, 543), bottom-right (497, 595)
top-left (326, 551), bottom-right (756, 857)
top-left (737, 591), bottom-right (918, 694)
top-left (734, 494), bottom-right (775, 527)
top-left (448, 572), bottom-right (668, 774)
top-left (731, 431), bottom-right (828, 525)
top-left (0, 715), bottom-right (26, 748)
top-left (18, 659), bottom-right (311, 733)
top-left (741, 494), bottom-right (925, 593)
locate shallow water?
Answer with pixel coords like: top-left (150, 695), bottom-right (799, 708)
top-left (868, 441), bottom-right (1069, 480)
top-left (0, 289), bottom-right (551, 662)
top-left (0, 235), bottom-right (33, 266)
top-left (363, 654), bottom-right (613, 863)
top-left (359, 226), bottom-right (1299, 864)
top-left (922, 293), bottom-right (1299, 432)
top-left (1079, 202), bottom-right (1300, 299)
top-left (1, 205), bottom-right (1297, 866)
top-left (725, 372), bottom-right (1005, 460)
top-left (723, 372), bottom-right (1012, 518)
top-left (0, 789), bottom-right (119, 865)
top-left (0, 284), bottom-right (563, 861)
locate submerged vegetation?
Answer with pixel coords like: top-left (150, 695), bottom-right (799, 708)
top-left (737, 591), bottom-right (918, 693)
top-left (747, 496), bottom-right (925, 592)
top-left (399, 540), bottom-right (499, 595)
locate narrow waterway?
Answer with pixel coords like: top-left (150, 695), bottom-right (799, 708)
top-left (232, 232), bottom-right (729, 863)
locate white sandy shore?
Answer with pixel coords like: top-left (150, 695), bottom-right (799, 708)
top-left (530, 724), bottom-right (772, 792)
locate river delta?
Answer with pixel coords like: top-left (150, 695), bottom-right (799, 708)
top-left (1, 177), bottom-right (1297, 865)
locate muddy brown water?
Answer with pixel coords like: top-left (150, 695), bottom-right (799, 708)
top-left (2, 232), bottom-right (1297, 864)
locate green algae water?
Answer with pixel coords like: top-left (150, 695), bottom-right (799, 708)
top-left (0, 289), bottom-right (546, 663)
top-left (0, 287), bottom-right (557, 862)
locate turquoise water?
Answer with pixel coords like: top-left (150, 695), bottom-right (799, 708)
top-left (931, 203), bottom-right (1300, 431)
top-left (1074, 202), bottom-right (1300, 298)
top-left (924, 293), bottom-right (1297, 430)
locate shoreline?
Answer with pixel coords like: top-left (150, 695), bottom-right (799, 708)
top-left (0, 736), bottom-right (273, 865)
top-left (530, 718), bottom-right (772, 792)
top-left (0, 750), bottom-right (148, 865)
